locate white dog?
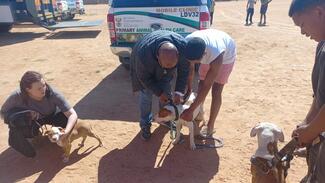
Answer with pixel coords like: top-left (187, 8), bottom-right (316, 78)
top-left (154, 92), bottom-right (203, 150)
top-left (250, 122), bottom-right (285, 160)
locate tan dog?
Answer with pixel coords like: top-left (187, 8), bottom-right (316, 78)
top-left (250, 122), bottom-right (287, 183)
top-left (45, 121), bottom-right (103, 162)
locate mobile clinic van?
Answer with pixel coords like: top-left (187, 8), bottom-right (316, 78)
top-left (107, 0), bottom-right (214, 69)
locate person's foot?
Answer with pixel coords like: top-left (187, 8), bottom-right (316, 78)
top-left (199, 125), bottom-right (216, 138)
top-left (141, 125), bottom-right (151, 141)
top-left (263, 22), bottom-right (266, 25)
top-left (245, 21), bottom-right (249, 25)
top-left (250, 21), bottom-right (253, 25)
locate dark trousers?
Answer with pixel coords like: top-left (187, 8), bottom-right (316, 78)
top-left (246, 8), bottom-right (254, 23)
top-left (8, 112), bottom-right (68, 158)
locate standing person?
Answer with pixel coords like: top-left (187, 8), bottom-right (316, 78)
top-left (181, 29), bottom-right (236, 137)
top-left (246, 0), bottom-right (256, 25)
top-left (1, 71), bottom-right (78, 157)
top-left (259, 0), bottom-right (272, 25)
top-left (130, 30), bottom-right (190, 141)
top-left (289, 0), bottom-right (325, 182)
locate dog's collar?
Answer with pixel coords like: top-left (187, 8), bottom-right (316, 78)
top-left (168, 102), bottom-right (179, 121)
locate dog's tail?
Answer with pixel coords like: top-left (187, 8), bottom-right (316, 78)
top-left (88, 125), bottom-right (105, 148)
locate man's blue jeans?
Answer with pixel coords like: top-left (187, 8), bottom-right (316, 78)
top-left (139, 89), bottom-right (155, 128)
top-left (139, 89), bottom-right (168, 128)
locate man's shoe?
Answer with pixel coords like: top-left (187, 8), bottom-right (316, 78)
top-left (141, 126), bottom-right (151, 141)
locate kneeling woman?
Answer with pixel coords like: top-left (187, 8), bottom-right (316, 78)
top-left (0, 71), bottom-right (78, 157)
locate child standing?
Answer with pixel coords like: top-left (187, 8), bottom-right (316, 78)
top-left (246, 0), bottom-right (256, 25)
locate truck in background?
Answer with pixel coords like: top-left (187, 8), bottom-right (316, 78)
top-left (0, 0), bottom-right (101, 33)
top-left (107, 0), bottom-right (214, 69)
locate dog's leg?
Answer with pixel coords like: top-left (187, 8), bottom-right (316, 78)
top-left (173, 122), bottom-right (182, 145)
top-left (79, 136), bottom-right (87, 147)
top-left (62, 143), bottom-right (72, 163)
top-left (88, 131), bottom-right (103, 147)
top-left (188, 122), bottom-right (196, 150)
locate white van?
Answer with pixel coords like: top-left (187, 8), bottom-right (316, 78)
top-left (107, 0), bottom-right (214, 68)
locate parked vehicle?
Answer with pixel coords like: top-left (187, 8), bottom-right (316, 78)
top-left (107, 0), bottom-right (214, 69)
top-left (57, 0), bottom-right (85, 20)
top-left (0, 0), bottom-right (100, 32)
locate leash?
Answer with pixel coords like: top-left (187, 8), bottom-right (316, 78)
top-left (195, 135), bottom-right (224, 149)
top-left (167, 97), bottom-right (224, 148)
top-left (167, 99), bottom-right (178, 140)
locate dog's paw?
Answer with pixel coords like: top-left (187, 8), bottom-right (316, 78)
top-left (190, 144), bottom-right (196, 150)
top-left (62, 156), bottom-right (69, 163)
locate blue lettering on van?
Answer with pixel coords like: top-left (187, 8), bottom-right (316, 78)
top-left (180, 12), bottom-right (199, 17)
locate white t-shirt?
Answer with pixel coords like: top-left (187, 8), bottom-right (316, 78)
top-left (185, 29), bottom-right (236, 65)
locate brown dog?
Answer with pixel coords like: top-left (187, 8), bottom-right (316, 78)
top-left (45, 121), bottom-right (103, 162)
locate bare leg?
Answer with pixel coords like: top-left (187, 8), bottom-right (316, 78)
top-left (79, 136), bottom-right (87, 147)
top-left (206, 83), bottom-right (224, 133)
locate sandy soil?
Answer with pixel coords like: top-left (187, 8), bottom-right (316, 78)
top-left (0, 0), bottom-right (316, 182)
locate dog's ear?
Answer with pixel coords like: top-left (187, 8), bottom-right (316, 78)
top-left (58, 127), bottom-right (65, 133)
top-left (273, 127), bottom-right (285, 142)
top-left (250, 123), bottom-right (261, 137)
top-left (44, 130), bottom-right (51, 136)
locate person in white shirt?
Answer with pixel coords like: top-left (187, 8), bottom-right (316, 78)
top-left (181, 29), bottom-right (237, 137)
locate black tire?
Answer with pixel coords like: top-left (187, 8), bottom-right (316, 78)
top-left (119, 56), bottom-right (130, 70)
top-left (0, 24), bottom-right (13, 33)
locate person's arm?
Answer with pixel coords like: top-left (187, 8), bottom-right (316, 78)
top-left (175, 55), bottom-right (190, 94)
top-left (246, 1), bottom-right (249, 9)
top-left (293, 104), bottom-right (325, 145)
top-left (63, 108), bottom-right (78, 134)
top-left (136, 58), bottom-right (164, 97)
top-left (304, 98), bottom-right (319, 124)
top-left (188, 53), bottom-right (223, 112)
top-left (187, 63), bottom-right (195, 92)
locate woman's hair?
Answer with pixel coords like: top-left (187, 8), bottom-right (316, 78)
top-left (20, 71), bottom-right (52, 103)
top-left (289, 0), bottom-right (325, 17)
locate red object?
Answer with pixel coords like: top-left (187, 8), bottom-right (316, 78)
top-left (107, 13), bottom-right (116, 43)
top-left (199, 12), bottom-right (210, 30)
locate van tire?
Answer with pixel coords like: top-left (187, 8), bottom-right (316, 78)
top-left (0, 24), bottom-right (13, 33)
top-left (119, 56), bottom-right (130, 70)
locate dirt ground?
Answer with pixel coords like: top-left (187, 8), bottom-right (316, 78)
top-left (0, 0), bottom-right (316, 182)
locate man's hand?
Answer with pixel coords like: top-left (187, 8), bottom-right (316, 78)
top-left (159, 93), bottom-right (169, 104)
top-left (173, 93), bottom-right (183, 105)
top-left (180, 108), bottom-right (194, 122)
top-left (292, 124), bottom-right (318, 146)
